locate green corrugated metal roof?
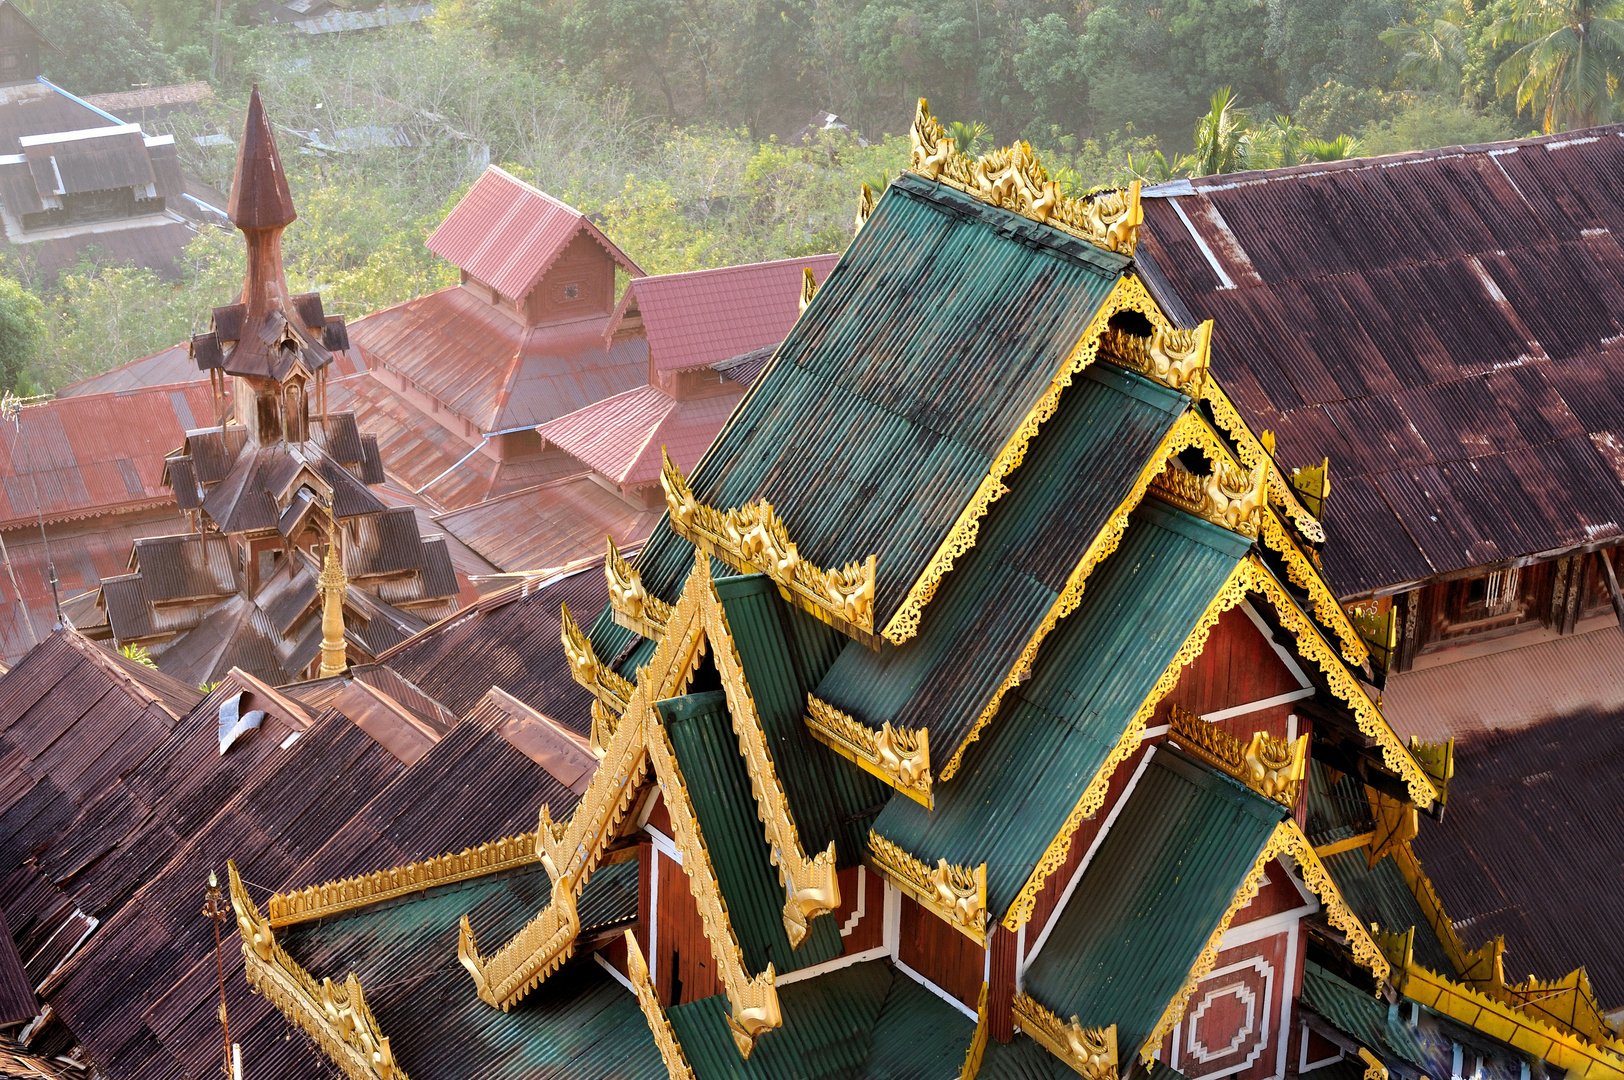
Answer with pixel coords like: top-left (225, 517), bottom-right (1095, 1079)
top-left (1306, 759), bottom-right (1375, 848)
top-left (276, 860), bottom-right (653, 1080)
top-left (815, 362), bottom-right (1186, 758)
top-left (714, 574), bottom-right (889, 867)
top-left (659, 690), bottom-right (844, 976)
top-left (1020, 747), bottom-right (1284, 1057)
top-left (873, 500), bottom-right (1255, 913)
top-left (1320, 849), bottom-right (1455, 974)
top-left (1300, 960), bottom-right (1430, 1068)
top-left (666, 959), bottom-right (975, 1080)
top-left (978, 1041), bottom-right (1193, 1080)
top-left (592, 172), bottom-right (1131, 655)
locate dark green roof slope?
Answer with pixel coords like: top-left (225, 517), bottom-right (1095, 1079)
top-left (667, 959), bottom-right (975, 1080)
top-left (600, 171), bottom-right (1131, 647)
top-left (1021, 748), bottom-right (1284, 1058)
top-left (1300, 961), bottom-right (1429, 1069)
top-left (1306, 759), bottom-right (1375, 848)
top-left (659, 690), bottom-right (844, 976)
top-left (714, 574), bottom-right (889, 866)
top-left (873, 501), bottom-right (1254, 913)
top-left (978, 1039), bottom-right (1193, 1080)
top-left (276, 860), bottom-right (649, 1080)
top-left (1320, 849), bottom-right (1455, 974)
top-left (815, 362), bottom-right (1186, 756)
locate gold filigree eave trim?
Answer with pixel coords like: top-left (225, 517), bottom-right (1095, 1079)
top-left (229, 862), bottom-right (406, 1080)
top-left (868, 830), bottom-right (988, 946)
top-left (1277, 820), bottom-right (1389, 983)
top-left (883, 274), bottom-right (1172, 647)
top-left (625, 930), bottom-right (699, 1080)
top-left (805, 694), bottom-right (932, 807)
top-left (269, 833), bottom-right (538, 927)
top-left (1257, 508), bottom-right (1368, 666)
top-left (1197, 378), bottom-right (1325, 545)
top-left (1012, 995), bottom-right (1119, 1080)
top-left (1168, 704), bottom-right (1307, 808)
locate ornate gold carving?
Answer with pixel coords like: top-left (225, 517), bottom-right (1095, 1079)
top-left (1013, 994), bottom-right (1118, 1079)
top-left (1244, 561), bottom-right (1436, 807)
top-left (1257, 510), bottom-right (1368, 667)
top-left (1168, 704), bottom-right (1307, 806)
top-left (660, 450), bottom-right (877, 638)
top-left (1276, 820), bottom-right (1389, 984)
top-left (1358, 1048), bottom-right (1389, 1080)
top-left (1198, 379), bottom-right (1325, 545)
top-left (561, 602), bottom-right (634, 713)
top-left (854, 183), bottom-right (874, 233)
top-left (1457, 937), bottom-right (1622, 1050)
top-left (805, 694), bottom-right (931, 807)
top-left (606, 536), bottom-right (671, 640)
top-left (1408, 736), bottom-right (1454, 807)
top-left (1100, 321), bottom-right (1213, 391)
top-left (799, 267), bottom-right (818, 314)
top-left (941, 409), bottom-right (1216, 780)
top-left (882, 274), bottom-right (1172, 647)
top-left (1365, 788), bottom-right (1419, 867)
top-left (868, 831), bottom-right (987, 945)
top-left (229, 862), bottom-right (404, 1080)
top-left (646, 710), bottom-right (782, 1057)
top-left (590, 698), bottom-right (619, 759)
top-left (699, 555), bottom-right (842, 945)
top-left (268, 833), bottom-right (537, 927)
top-left (625, 931), bottom-right (698, 1080)
top-left (1003, 557), bottom-right (1256, 929)
top-left (318, 521), bottom-right (348, 678)
top-left (1291, 457), bottom-right (1330, 519)
top-left (1149, 458), bottom-right (1268, 538)
top-left (909, 100), bottom-right (1142, 256)
top-left (962, 983), bottom-right (990, 1080)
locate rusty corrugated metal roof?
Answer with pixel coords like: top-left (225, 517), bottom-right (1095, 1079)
top-left (432, 474), bottom-right (661, 573)
top-left (1138, 126), bottom-right (1624, 597)
top-left (537, 383), bottom-right (741, 485)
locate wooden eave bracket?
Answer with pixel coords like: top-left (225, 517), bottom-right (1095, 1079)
top-left (228, 861), bottom-right (406, 1080)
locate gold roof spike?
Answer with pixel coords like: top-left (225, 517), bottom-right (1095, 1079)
top-left (561, 602), bottom-right (634, 713)
top-left (1012, 995), bottom-right (1118, 1080)
top-left (318, 521), bottom-right (348, 679)
top-left (606, 536), bottom-right (671, 640)
top-left (227, 861), bottom-right (405, 1080)
top-left (853, 183), bottom-right (874, 233)
top-left (805, 695), bottom-right (930, 807)
top-left (798, 267), bottom-right (818, 314)
top-left (868, 830), bottom-right (987, 945)
top-left (908, 99), bottom-right (1142, 256)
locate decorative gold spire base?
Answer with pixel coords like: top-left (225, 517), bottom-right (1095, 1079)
top-left (318, 522), bottom-right (348, 679)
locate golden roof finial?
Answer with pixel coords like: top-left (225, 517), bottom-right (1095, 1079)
top-left (317, 519), bottom-right (348, 679)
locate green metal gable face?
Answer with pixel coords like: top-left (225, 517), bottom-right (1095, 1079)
top-left (714, 574), bottom-right (889, 866)
top-left (601, 172), bottom-right (1130, 648)
top-left (658, 690), bottom-right (845, 976)
top-left (814, 361), bottom-right (1185, 758)
top-left (872, 501), bottom-right (1254, 913)
top-left (276, 861), bottom-right (651, 1080)
top-left (1300, 961), bottom-right (1430, 1070)
top-left (1020, 748), bottom-right (1284, 1058)
top-left (666, 959), bottom-right (975, 1080)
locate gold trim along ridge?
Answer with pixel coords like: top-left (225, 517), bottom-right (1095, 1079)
top-left (606, 536), bottom-right (672, 640)
top-left (659, 449), bottom-right (877, 641)
top-left (805, 694), bottom-right (931, 807)
top-left (1012, 995), bottom-right (1118, 1080)
top-left (1257, 509), bottom-right (1367, 666)
top-left (962, 984), bottom-right (990, 1080)
top-left (1101, 322), bottom-right (1213, 391)
top-left (269, 833), bottom-right (538, 927)
top-left (625, 930), bottom-right (698, 1080)
top-left (1198, 378), bottom-right (1326, 545)
top-left (1278, 820), bottom-right (1389, 982)
top-left (884, 274), bottom-right (1170, 647)
top-left (229, 862), bottom-right (405, 1080)
top-left (562, 602), bottom-right (635, 713)
top-left (908, 99), bottom-right (1142, 256)
top-left (1168, 704), bottom-right (1307, 807)
top-left (1149, 459), bottom-right (1268, 538)
top-left (868, 830), bottom-right (987, 945)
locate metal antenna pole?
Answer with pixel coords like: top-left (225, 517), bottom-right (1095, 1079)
top-left (203, 871), bottom-right (232, 1077)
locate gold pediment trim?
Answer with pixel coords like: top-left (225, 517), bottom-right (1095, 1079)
top-left (562, 602), bottom-right (634, 714)
top-left (962, 983), bottom-right (990, 1080)
top-left (1168, 704), bottom-right (1307, 807)
top-left (228, 862), bottom-right (405, 1080)
top-left (1012, 995), bottom-right (1118, 1080)
top-left (1149, 458), bottom-right (1267, 539)
top-left (868, 830), bottom-right (987, 946)
top-left (908, 99), bottom-right (1142, 257)
top-left (269, 832), bottom-right (538, 927)
top-left (1198, 378), bottom-right (1326, 545)
top-left (1257, 509), bottom-right (1368, 667)
top-left (883, 274), bottom-right (1173, 648)
top-left (805, 694), bottom-right (931, 807)
top-left (1100, 321), bottom-right (1212, 392)
top-left (1277, 820), bottom-right (1389, 983)
top-left (606, 536), bottom-right (671, 640)
top-left (625, 930), bottom-right (699, 1080)
top-left (660, 449), bottom-right (877, 642)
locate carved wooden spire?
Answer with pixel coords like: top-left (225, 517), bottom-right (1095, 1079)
top-left (227, 87), bottom-right (296, 319)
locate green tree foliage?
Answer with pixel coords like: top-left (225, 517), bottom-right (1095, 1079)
top-left (33, 0), bottom-right (178, 94)
top-left (0, 274), bottom-right (43, 394)
top-left (1492, 0), bottom-right (1624, 131)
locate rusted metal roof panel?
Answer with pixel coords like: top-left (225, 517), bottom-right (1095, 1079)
top-left (433, 474), bottom-right (660, 574)
top-left (1140, 125), bottom-right (1624, 596)
top-left (0, 83), bottom-right (105, 155)
top-left (21, 127), bottom-right (155, 196)
top-left (537, 383), bottom-right (742, 485)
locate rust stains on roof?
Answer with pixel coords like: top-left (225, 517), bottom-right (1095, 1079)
top-left (432, 474), bottom-right (661, 574)
top-left (537, 384), bottom-right (741, 486)
top-left (1138, 126), bottom-right (1624, 597)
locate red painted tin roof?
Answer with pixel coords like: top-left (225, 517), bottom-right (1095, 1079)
top-left (537, 384), bottom-right (741, 486)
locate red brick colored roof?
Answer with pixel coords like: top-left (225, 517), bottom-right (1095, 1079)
top-left (433, 473), bottom-right (662, 573)
top-left (608, 253), bottom-right (839, 373)
top-left (537, 384), bottom-right (741, 485)
top-left (426, 166), bottom-right (641, 302)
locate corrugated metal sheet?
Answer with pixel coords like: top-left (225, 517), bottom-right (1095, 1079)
top-left (611, 253), bottom-right (838, 373)
top-left (874, 501), bottom-right (1253, 912)
top-left (1300, 961), bottom-right (1429, 1067)
top-left (608, 172), bottom-right (1130, 639)
top-left (661, 689), bottom-right (843, 976)
top-left (715, 574), bottom-right (886, 866)
top-left (537, 384), bottom-right (742, 485)
top-left (817, 363), bottom-right (1185, 757)
top-left (5, 219), bottom-right (193, 280)
top-left (426, 166), bottom-right (639, 302)
top-left (433, 474), bottom-right (661, 573)
top-left (1022, 748), bottom-right (1283, 1054)
top-left (1305, 760), bottom-right (1374, 849)
top-left (130, 533), bottom-right (235, 601)
top-left (346, 506), bottom-right (425, 577)
top-left (0, 82), bottom-right (106, 156)
top-left (1412, 704), bottom-right (1624, 1005)
top-left (1138, 128), bottom-right (1624, 596)
top-left (714, 344), bottom-right (776, 388)
top-left (1320, 849), bottom-right (1454, 974)
top-left (667, 959), bottom-right (974, 1080)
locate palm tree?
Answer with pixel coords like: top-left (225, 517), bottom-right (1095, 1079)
top-left (1382, 0), bottom-right (1471, 94)
top-left (1302, 135), bottom-right (1365, 162)
top-left (1254, 115), bottom-right (1311, 167)
top-left (1180, 88), bottom-right (1254, 176)
top-left (948, 120), bottom-right (989, 157)
top-left (1493, 0), bottom-right (1624, 132)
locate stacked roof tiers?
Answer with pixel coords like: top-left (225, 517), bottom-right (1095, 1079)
top-left (226, 151), bottom-right (1442, 1080)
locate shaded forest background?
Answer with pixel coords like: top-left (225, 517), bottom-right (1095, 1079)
top-left (1, 0), bottom-right (1612, 391)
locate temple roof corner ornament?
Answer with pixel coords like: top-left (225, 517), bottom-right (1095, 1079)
top-left (1101, 321), bottom-right (1214, 393)
top-left (854, 183), bottom-right (874, 233)
top-left (1168, 704), bottom-right (1308, 807)
top-left (606, 536), bottom-right (671, 640)
top-left (907, 99), bottom-right (1142, 256)
top-left (868, 831), bottom-right (987, 944)
top-left (1012, 995), bottom-right (1118, 1080)
top-left (806, 695), bottom-right (931, 807)
top-left (562, 601), bottom-right (634, 712)
top-left (799, 267), bottom-right (818, 314)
